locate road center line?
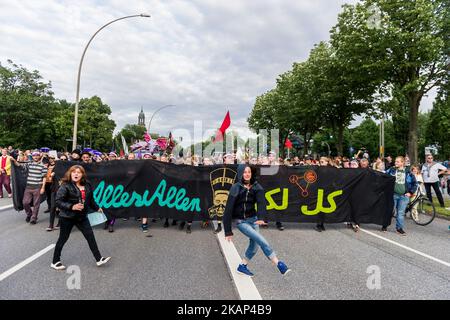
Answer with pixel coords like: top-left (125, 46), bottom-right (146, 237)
top-left (212, 221), bottom-right (262, 300)
top-left (359, 228), bottom-right (450, 268)
top-left (0, 244), bottom-right (56, 282)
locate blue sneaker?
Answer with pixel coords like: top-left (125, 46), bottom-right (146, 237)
top-left (237, 264), bottom-right (254, 277)
top-left (277, 261), bottom-right (291, 275)
top-left (141, 223), bottom-right (148, 233)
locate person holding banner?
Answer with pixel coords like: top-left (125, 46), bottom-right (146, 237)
top-left (223, 165), bottom-right (290, 277)
top-left (10, 151), bottom-right (47, 224)
top-left (51, 165), bottom-right (110, 270)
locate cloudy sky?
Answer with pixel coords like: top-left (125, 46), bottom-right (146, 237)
top-left (0, 0), bottom-right (436, 145)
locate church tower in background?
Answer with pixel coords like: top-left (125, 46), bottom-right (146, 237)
top-left (138, 107), bottom-right (145, 127)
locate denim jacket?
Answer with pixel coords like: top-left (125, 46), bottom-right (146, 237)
top-left (385, 167), bottom-right (418, 195)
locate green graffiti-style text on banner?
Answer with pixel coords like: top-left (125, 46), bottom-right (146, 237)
top-left (93, 179), bottom-right (202, 212)
top-left (301, 189), bottom-right (343, 215)
top-left (266, 188), bottom-right (343, 215)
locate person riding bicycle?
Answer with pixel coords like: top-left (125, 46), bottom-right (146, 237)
top-left (383, 156), bottom-right (418, 235)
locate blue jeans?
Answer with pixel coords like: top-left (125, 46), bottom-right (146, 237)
top-left (394, 194), bottom-right (409, 230)
top-left (236, 216), bottom-right (276, 261)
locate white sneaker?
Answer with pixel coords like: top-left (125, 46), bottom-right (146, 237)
top-left (96, 257), bottom-right (111, 267)
top-left (51, 262), bottom-right (66, 271)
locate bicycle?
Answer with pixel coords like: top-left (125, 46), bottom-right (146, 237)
top-left (394, 185), bottom-right (436, 226)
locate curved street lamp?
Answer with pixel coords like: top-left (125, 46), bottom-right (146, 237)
top-left (147, 104), bottom-right (176, 134)
top-left (72, 13), bottom-right (151, 151)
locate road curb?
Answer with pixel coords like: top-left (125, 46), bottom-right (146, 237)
top-left (212, 221), bottom-right (262, 300)
top-left (436, 213), bottom-right (450, 221)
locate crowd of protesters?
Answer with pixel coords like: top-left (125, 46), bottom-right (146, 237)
top-left (1, 143), bottom-right (450, 274)
top-left (1, 145), bottom-right (449, 238)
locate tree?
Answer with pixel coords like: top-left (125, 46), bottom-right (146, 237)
top-left (0, 60), bottom-right (117, 152)
top-left (348, 119), bottom-right (380, 159)
top-left (77, 96), bottom-right (116, 151)
top-left (117, 124), bottom-right (147, 144)
top-left (305, 42), bottom-right (376, 155)
top-left (330, 0), bottom-right (449, 164)
top-left (0, 60), bottom-right (59, 149)
top-left (276, 62), bottom-right (324, 156)
top-left (248, 61), bottom-right (326, 156)
top-left (426, 81), bottom-right (450, 159)
top-left (248, 89), bottom-right (293, 155)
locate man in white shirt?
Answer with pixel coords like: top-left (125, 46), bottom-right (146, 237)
top-left (421, 154), bottom-right (448, 208)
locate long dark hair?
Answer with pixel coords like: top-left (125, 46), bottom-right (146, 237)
top-left (241, 165), bottom-right (257, 185)
top-left (61, 165), bottom-right (87, 186)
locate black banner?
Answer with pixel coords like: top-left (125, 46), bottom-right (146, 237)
top-left (11, 160), bottom-right (395, 226)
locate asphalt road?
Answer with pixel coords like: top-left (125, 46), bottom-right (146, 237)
top-left (0, 200), bottom-right (449, 300)
top-left (0, 206), bottom-right (237, 300)
top-left (233, 219), bottom-right (450, 300)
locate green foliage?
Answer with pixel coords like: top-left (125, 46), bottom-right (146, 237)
top-left (248, 0), bottom-right (448, 161)
top-left (117, 124), bottom-right (147, 144)
top-left (247, 88), bottom-right (295, 155)
top-left (330, 0), bottom-right (449, 163)
top-left (0, 60), bottom-right (58, 149)
top-left (77, 96), bottom-right (116, 151)
top-left (426, 81), bottom-right (450, 159)
top-left (0, 60), bottom-right (116, 151)
top-left (348, 119), bottom-right (380, 159)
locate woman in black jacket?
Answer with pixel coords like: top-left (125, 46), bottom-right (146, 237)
top-left (223, 165), bottom-right (290, 277)
top-left (51, 165), bottom-right (110, 270)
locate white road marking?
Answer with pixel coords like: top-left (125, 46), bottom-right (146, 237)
top-left (360, 228), bottom-right (450, 268)
top-left (0, 244), bottom-right (56, 282)
top-left (0, 204), bottom-right (13, 211)
top-left (212, 221), bottom-right (262, 300)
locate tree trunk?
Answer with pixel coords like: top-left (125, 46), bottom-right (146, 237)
top-left (303, 133), bottom-right (308, 156)
top-left (407, 93), bottom-right (422, 165)
top-left (336, 126), bottom-right (344, 156)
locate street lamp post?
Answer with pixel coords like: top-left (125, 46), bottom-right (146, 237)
top-left (72, 13), bottom-right (151, 151)
top-left (322, 141), bottom-right (331, 157)
top-left (147, 105), bottom-right (176, 134)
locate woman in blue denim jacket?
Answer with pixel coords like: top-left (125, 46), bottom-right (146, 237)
top-left (223, 164), bottom-right (290, 277)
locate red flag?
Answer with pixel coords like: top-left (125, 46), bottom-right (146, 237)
top-left (144, 131), bottom-right (151, 143)
top-left (285, 138), bottom-right (293, 149)
top-left (214, 111), bottom-right (231, 142)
